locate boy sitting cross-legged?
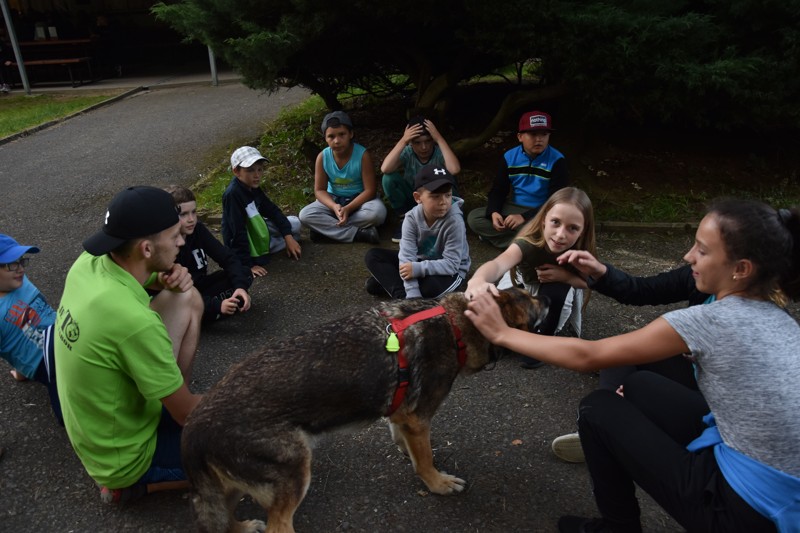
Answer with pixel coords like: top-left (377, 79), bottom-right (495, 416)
top-left (364, 166), bottom-right (470, 299)
top-left (299, 111), bottom-right (387, 244)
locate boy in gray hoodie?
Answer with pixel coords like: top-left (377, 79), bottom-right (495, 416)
top-left (364, 166), bottom-right (470, 299)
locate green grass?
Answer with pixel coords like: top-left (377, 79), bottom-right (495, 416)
top-left (0, 92), bottom-right (124, 138)
top-left (5, 83), bottom-right (796, 225)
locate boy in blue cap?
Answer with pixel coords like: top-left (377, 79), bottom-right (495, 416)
top-left (0, 234), bottom-right (61, 424)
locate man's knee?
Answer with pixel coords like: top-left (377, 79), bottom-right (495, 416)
top-left (151, 287), bottom-right (203, 320)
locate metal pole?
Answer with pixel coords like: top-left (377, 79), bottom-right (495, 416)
top-left (1, 0), bottom-right (31, 95)
top-left (207, 45), bottom-right (218, 87)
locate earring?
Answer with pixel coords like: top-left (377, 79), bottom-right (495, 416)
top-left (733, 275), bottom-right (738, 280)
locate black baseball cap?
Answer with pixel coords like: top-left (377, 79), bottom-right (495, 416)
top-left (414, 166), bottom-right (456, 192)
top-left (320, 111), bottom-right (353, 134)
top-left (83, 186), bottom-right (180, 256)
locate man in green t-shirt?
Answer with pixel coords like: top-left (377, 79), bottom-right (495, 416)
top-left (55, 186), bottom-right (203, 503)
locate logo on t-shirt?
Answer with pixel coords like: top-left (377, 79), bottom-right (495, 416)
top-left (57, 306), bottom-right (80, 345)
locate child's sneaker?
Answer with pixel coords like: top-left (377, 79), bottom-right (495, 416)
top-left (354, 226), bottom-right (380, 244)
top-left (391, 225), bottom-right (402, 243)
top-left (99, 483), bottom-right (147, 504)
top-left (551, 432), bottom-right (585, 463)
top-left (364, 276), bottom-right (385, 296)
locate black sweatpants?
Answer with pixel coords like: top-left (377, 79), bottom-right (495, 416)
top-left (533, 280), bottom-right (571, 335)
top-left (577, 371), bottom-right (774, 532)
top-left (195, 270), bottom-right (249, 323)
top-left (364, 247), bottom-right (464, 299)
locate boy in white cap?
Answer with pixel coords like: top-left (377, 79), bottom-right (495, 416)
top-left (222, 145), bottom-right (302, 278)
top-left (467, 110), bottom-right (569, 248)
top-left (55, 186), bottom-right (203, 503)
top-left (0, 234), bottom-right (62, 424)
top-left (299, 111), bottom-right (387, 243)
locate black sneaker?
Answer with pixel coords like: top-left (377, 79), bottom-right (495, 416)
top-left (354, 226), bottom-right (380, 244)
top-left (309, 229), bottom-right (324, 242)
top-left (391, 225), bottom-right (402, 243)
top-left (364, 276), bottom-right (385, 296)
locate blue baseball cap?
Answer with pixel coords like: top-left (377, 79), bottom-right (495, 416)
top-left (0, 234), bottom-right (40, 264)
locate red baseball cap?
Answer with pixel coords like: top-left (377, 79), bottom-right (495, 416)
top-left (518, 111), bottom-right (554, 132)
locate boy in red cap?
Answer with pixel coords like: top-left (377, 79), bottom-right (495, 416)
top-left (467, 110), bottom-right (569, 248)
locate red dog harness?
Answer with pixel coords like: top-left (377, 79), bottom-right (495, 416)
top-left (382, 305), bottom-right (467, 416)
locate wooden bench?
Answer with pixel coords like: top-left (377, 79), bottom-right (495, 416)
top-left (9, 57), bottom-right (93, 87)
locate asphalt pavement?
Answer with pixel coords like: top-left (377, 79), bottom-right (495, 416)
top-left (0, 78), bottom-right (700, 532)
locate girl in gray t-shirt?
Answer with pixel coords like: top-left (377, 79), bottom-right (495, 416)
top-left (465, 198), bottom-right (800, 532)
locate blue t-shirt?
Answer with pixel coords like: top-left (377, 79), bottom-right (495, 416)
top-left (322, 143), bottom-right (367, 198)
top-left (1, 276), bottom-right (56, 379)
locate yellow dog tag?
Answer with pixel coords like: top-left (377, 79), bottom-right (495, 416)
top-left (385, 332), bottom-right (399, 352)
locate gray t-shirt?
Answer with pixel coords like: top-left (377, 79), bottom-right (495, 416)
top-left (664, 296), bottom-right (800, 476)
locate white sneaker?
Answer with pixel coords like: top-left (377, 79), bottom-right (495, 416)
top-left (551, 432), bottom-right (585, 463)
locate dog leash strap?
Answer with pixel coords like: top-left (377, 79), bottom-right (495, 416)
top-left (383, 306), bottom-right (458, 416)
top-left (384, 307), bottom-right (444, 416)
top-left (447, 318), bottom-right (467, 367)
top-left (391, 306), bottom-right (446, 331)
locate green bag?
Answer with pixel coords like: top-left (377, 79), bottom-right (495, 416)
top-left (245, 201), bottom-right (270, 258)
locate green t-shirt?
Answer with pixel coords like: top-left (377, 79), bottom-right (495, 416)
top-left (55, 252), bottom-right (183, 488)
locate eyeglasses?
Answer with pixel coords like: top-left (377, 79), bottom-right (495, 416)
top-left (2, 257), bottom-right (30, 272)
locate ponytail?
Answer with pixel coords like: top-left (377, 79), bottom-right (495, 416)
top-left (708, 198), bottom-right (800, 305)
top-left (777, 207), bottom-right (800, 301)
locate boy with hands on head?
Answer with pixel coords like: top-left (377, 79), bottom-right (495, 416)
top-left (381, 116), bottom-right (461, 242)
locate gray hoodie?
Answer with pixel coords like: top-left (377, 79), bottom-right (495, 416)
top-left (398, 197), bottom-right (471, 298)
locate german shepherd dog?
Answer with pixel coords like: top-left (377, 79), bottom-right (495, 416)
top-left (181, 288), bottom-right (547, 533)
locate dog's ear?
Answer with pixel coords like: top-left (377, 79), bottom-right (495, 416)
top-left (494, 288), bottom-right (549, 332)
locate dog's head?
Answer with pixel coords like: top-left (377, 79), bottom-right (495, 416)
top-left (482, 288), bottom-right (549, 365)
top-left (494, 287), bottom-right (549, 333)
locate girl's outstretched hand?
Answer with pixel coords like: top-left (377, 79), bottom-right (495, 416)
top-left (464, 280), bottom-right (500, 301)
top-left (464, 290), bottom-right (507, 344)
top-left (557, 250), bottom-right (607, 279)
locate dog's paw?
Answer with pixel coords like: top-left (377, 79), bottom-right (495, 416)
top-left (427, 471), bottom-right (467, 495)
top-left (395, 442), bottom-right (410, 456)
top-left (237, 519), bottom-right (267, 533)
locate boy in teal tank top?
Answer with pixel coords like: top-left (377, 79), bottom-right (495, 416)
top-left (299, 111), bottom-right (387, 243)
